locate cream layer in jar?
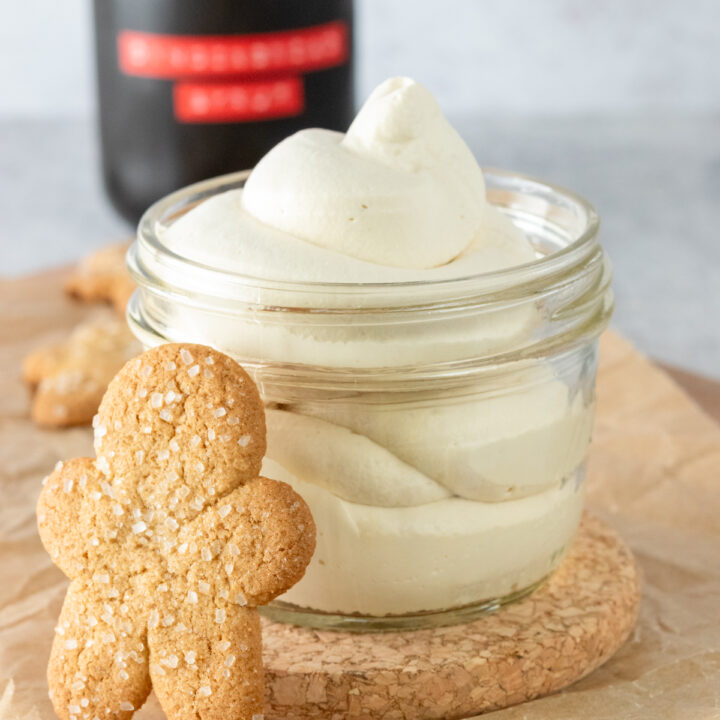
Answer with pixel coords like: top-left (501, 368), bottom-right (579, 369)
top-left (161, 77), bottom-right (592, 616)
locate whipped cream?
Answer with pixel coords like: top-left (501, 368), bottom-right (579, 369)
top-left (286, 378), bottom-right (592, 503)
top-left (157, 77), bottom-right (591, 617)
top-left (161, 77), bottom-right (538, 367)
top-left (163, 77), bottom-right (536, 285)
top-left (266, 409), bottom-right (452, 506)
top-left (243, 77), bottom-right (486, 269)
top-left (162, 190), bottom-right (533, 286)
top-left (264, 458), bottom-right (584, 615)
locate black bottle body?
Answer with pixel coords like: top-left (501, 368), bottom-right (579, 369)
top-left (93, 0), bottom-right (354, 223)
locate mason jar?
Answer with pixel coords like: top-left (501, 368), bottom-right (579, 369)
top-left (126, 168), bottom-right (612, 631)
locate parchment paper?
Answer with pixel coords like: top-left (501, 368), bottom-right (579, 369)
top-left (1, 269), bottom-right (719, 720)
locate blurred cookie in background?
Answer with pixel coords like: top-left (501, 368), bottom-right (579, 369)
top-left (23, 318), bottom-right (140, 427)
top-left (64, 241), bottom-right (136, 314)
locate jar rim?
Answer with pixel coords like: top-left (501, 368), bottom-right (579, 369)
top-left (132, 167), bottom-right (601, 303)
top-left (128, 167), bottom-right (612, 381)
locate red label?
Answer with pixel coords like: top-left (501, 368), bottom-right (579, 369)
top-left (174, 77), bottom-right (304, 123)
top-left (118, 21), bottom-right (348, 79)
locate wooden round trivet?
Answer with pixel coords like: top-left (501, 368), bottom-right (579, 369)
top-left (260, 512), bottom-right (641, 720)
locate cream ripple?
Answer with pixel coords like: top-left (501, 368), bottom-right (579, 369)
top-left (292, 377), bottom-right (592, 502)
top-left (265, 409), bottom-right (451, 507)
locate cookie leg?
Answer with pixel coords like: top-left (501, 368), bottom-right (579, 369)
top-left (148, 595), bottom-right (263, 720)
top-left (48, 579), bottom-right (151, 720)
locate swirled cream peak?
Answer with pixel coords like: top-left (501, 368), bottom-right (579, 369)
top-left (241, 77), bottom-right (486, 269)
top-left (164, 76), bottom-right (536, 289)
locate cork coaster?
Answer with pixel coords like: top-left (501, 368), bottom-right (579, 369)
top-left (261, 512), bottom-right (640, 719)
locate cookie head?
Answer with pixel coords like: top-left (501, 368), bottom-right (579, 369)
top-left (94, 344), bottom-right (266, 514)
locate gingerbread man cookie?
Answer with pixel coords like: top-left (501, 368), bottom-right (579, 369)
top-left (23, 319), bottom-right (140, 428)
top-left (37, 343), bottom-right (315, 720)
top-left (65, 242), bottom-right (136, 314)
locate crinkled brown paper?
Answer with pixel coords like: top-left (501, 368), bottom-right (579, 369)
top-left (1, 269), bottom-right (719, 719)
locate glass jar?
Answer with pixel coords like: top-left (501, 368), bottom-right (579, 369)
top-left (126, 169), bottom-right (612, 631)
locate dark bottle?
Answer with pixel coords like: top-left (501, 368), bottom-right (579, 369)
top-left (93, 0), bottom-right (354, 223)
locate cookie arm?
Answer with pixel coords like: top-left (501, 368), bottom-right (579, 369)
top-left (232, 476), bottom-right (316, 605)
top-left (22, 342), bottom-right (67, 386)
top-left (37, 458), bottom-right (97, 578)
top-left (148, 597), bottom-right (263, 720)
top-left (171, 477), bottom-right (315, 607)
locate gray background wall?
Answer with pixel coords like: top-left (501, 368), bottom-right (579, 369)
top-left (1, 0), bottom-right (719, 377)
top-left (363, 0), bottom-right (720, 115)
top-left (2, 0), bottom-right (719, 117)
